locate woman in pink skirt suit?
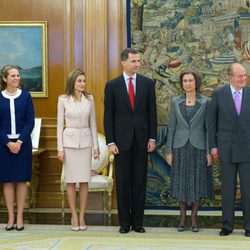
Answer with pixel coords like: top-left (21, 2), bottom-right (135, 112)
top-left (57, 69), bottom-right (99, 231)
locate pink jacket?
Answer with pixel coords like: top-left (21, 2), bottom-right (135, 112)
top-left (57, 94), bottom-right (99, 152)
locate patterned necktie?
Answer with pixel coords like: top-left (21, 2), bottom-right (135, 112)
top-left (128, 77), bottom-right (135, 110)
top-left (234, 91), bottom-right (241, 115)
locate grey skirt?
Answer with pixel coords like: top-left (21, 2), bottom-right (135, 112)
top-left (170, 141), bottom-right (214, 205)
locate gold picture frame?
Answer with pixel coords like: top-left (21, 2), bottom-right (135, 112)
top-left (0, 21), bottom-right (48, 97)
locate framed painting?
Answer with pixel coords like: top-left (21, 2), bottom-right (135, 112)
top-left (0, 21), bottom-right (48, 97)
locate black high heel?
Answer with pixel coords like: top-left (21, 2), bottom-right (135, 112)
top-left (16, 219), bottom-right (24, 231)
top-left (177, 224), bottom-right (185, 232)
top-left (191, 226), bottom-right (199, 232)
top-left (16, 226), bottom-right (24, 231)
top-left (5, 225), bottom-right (15, 231)
top-left (5, 219), bottom-right (16, 231)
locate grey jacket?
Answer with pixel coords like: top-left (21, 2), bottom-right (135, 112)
top-left (166, 94), bottom-right (209, 154)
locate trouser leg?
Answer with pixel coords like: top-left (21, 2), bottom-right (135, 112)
top-left (238, 162), bottom-right (250, 231)
top-left (220, 161), bottom-right (237, 231)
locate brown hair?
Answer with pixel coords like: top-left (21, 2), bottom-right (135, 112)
top-left (65, 69), bottom-right (91, 99)
top-left (179, 68), bottom-right (201, 91)
top-left (0, 65), bottom-right (20, 90)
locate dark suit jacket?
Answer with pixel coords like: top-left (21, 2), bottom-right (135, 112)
top-left (208, 84), bottom-right (250, 163)
top-left (104, 73), bottom-right (157, 151)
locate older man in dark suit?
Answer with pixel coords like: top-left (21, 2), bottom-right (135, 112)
top-left (209, 63), bottom-right (250, 237)
top-left (104, 48), bottom-right (157, 234)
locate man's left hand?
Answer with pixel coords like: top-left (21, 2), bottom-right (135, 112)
top-left (147, 140), bottom-right (156, 152)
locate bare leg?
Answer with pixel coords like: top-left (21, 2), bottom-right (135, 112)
top-left (16, 182), bottom-right (27, 227)
top-left (66, 183), bottom-right (78, 227)
top-left (79, 182), bottom-right (88, 227)
top-left (191, 200), bottom-right (200, 227)
top-left (3, 183), bottom-right (15, 227)
top-left (179, 201), bottom-right (187, 226)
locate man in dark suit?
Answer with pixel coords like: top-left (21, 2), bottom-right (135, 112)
top-left (208, 63), bottom-right (250, 237)
top-left (104, 48), bottom-right (157, 233)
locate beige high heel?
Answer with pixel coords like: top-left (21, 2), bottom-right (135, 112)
top-left (71, 218), bottom-right (79, 231)
top-left (79, 216), bottom-right (87, 231)
top-left (79, 225), bottom-right (87, 231)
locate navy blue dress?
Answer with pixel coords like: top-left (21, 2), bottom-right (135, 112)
top-left (0, 89), bottom-right (35, 182)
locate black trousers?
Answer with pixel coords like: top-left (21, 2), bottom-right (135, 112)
top-left (115, 138), bottom-right (148, 228)
top-left (220, 161), bottom-right (250, 231)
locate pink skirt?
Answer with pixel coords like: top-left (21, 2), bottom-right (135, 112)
top-left (63, 147), bottom-right (92, 183)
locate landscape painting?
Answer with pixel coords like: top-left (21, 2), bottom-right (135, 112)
top-left (0, 21), bottom-right (48, 97)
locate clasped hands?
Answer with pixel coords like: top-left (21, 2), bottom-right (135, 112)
top-left (7, 140), bottom-right (22, 154)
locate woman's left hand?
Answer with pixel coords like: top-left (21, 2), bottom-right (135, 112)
top-left (94, 148), bottom-right (100, 160)
top-left (206, 154), bottom-right (212, 167)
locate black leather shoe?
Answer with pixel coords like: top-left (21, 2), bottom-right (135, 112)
top-left (132, 226), bottom-right (145, 233)
top-left (245, 230), bottom-right (250, 237)
top-left (219, 228), bottom-right (232, 236)
top-left (119, 226), bottom-right (130, 234)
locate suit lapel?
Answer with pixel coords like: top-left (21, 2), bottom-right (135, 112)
top-left (118, 75), bottom-right (132, 111)
top-left (69, 94), bottom-right (88, 115)
top-left (134, 74), bottom-right (144, 110)
top-left (223, 84), bottom-right (241, 132)
top-left (224, 84), bottom-right (238, 118)
top-left (176, 95), bottom-right (189, 126)
top-left (177, 94), bottom-right (203, 125)
top-left (178, 98), bottom-right (188, 123)
top-left (79, 94), bottom-right (89, 114)
top-left (239, 87), bottom-right (250, 116)
top-left (189, 94), bottom-right (203, 124)
top-left (235, 87), bottom-right (250, 128)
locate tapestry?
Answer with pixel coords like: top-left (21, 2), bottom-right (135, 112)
top-left (130, 0), bottom-right (250, 208)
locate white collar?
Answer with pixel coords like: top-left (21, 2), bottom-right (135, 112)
top-left (123, 72), bottom-right (137, 81)
top-left (2, 89), bottom-right (22, 99)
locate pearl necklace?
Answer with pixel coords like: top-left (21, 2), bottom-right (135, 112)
top-left (4, 89), bottom-right (18, 96)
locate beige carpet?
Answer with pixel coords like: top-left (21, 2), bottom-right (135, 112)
top-left (1, 224), bottom-right (250, 249)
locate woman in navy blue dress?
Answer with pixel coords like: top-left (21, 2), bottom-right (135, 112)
top-left (0, 65), bottom-right (34, 231)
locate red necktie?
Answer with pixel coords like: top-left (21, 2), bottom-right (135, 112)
top-left (128, 77), bottom-right (135, 110)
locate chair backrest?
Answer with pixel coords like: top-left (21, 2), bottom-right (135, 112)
top-left (31, 118), bottom-right (42, 150)
top-left (91, 133), bottom-right (109, 174)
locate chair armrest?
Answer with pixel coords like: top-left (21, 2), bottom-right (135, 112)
top-left (60, 167), bottom-right (65, 192)
top-left (108, 154), bottom-right (114, 179)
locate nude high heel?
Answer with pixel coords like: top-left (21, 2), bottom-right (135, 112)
top-left (71, 218), bottom-right (79, 231)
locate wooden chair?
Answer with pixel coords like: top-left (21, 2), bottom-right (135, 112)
top-left (60, 133), bottom-right (114, 218)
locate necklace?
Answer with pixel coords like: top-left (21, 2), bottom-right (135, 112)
top-left (5, 89), bottom-right (18, 96)
top-left (186, 99), bottom-right (195, 105)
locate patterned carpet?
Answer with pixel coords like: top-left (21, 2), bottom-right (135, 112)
top-left (1, 224), bottom-right (250, 250)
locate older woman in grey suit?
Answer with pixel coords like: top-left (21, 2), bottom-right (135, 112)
top-left (166, 69), bottom-right (214, 232)
top-left (57, 69), bottom-right (99, 231)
